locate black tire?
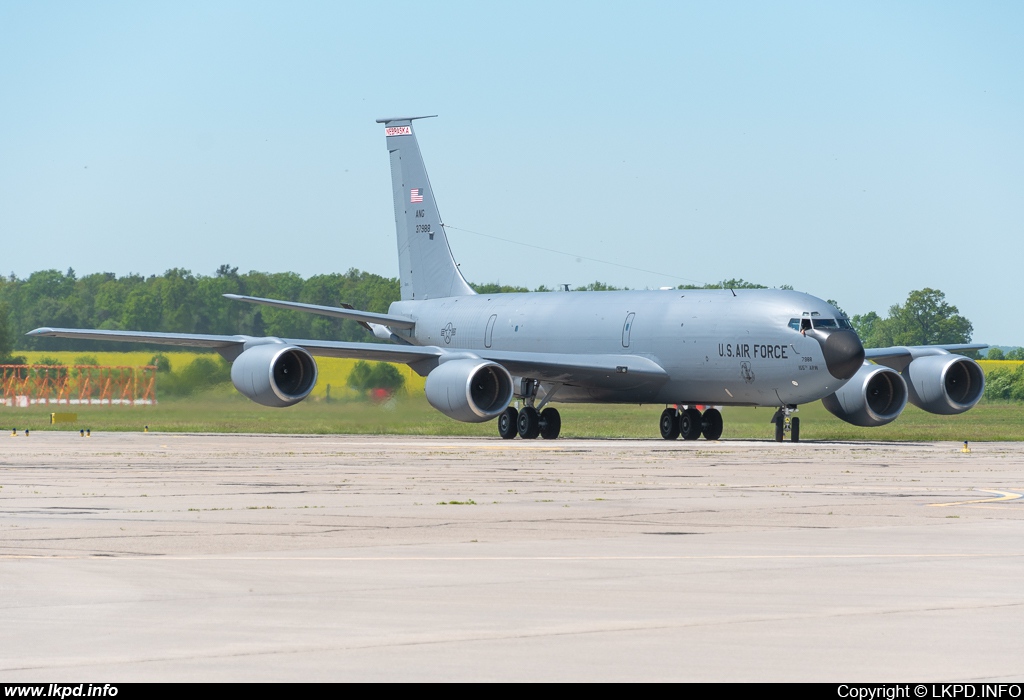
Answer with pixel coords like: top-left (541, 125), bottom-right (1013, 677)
top-left (659, 408), bottom-right (680, 440)
top-left (498, 406), bottom-right (518, 439)
top-left (701, 408), bottom-right (723, 441)
top-left (540, 407), bottom-right (561, 440)
top-left (680, 408), bottom-right (703, 441)
top-left (517, 406), bottom-right (541, 439)
top-left (791, 416), bottom-right (800, 442)
top-left (774, 416), bottom-right (785, 442)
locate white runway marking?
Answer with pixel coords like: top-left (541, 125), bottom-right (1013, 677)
top-left (928, 489), bottom-right (1024, 507)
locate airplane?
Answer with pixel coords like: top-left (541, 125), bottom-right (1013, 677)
top-left (29, 116), bottom-right (987, 442)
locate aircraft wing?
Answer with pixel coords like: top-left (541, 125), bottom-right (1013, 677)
top-left (26, 327), bottom-right (441, 365)
top-left (27, 327), bottom-right (667, 389)
top-left (279, 342), bottom-right (667, 387)
top-left (865, 343), bottom-right (988, 372)
top-left (26, 328), bottom-right (247, 350)
top-left (476, 350), bottom-right (668, 388)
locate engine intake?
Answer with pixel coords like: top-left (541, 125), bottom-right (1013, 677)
top-left (425, 358), bottom-right (514, 423)
top-left (231, 343), bottom-right (318, 407)
top-left (822, 363), bottom-right (908, 427)
top-left (905, 355), bottom-right (985, 415)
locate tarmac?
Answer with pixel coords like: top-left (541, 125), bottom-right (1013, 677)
top-left (1, 432), bottom-right (1023, 681)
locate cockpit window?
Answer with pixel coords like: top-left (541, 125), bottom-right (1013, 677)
top-left (807, 318), bottom-right (854, 330)
top-left (788, 318), bottom-right (800, 331)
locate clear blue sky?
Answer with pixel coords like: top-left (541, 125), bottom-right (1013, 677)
top-left (2, 1), bottom-right (1021, 343)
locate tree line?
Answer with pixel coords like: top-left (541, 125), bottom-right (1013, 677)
top-left (0, 268), bottom-right (788, 357)
top-left (0, 265), bottom-right (1013, 357)
top-left (0, 265), bottom-right (400, 355)
top-left (5, 266), bottom-right (1022, 401)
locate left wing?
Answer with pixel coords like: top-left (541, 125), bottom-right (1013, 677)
top-left (26, 328), bottom-right (247, 351)
top-left (26, 327), bottom-right (439, 365)
top-left (26, 327), bottom-right (668, 390)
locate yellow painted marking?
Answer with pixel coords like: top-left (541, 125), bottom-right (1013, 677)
top-left (928, 489), bottom-right (1024, 507)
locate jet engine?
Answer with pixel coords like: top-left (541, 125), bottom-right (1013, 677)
top-left (230, 343), bottom-right (318, 408)
top-left (424, 358), bottom-right (514, 423)
top-left (822, 363), bottom-right (908, 427)
top-left (904, 354), bottom-right (985, 415)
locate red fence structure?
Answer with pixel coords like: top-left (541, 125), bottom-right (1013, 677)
top-left (0, 365), bottom-right (157, 407)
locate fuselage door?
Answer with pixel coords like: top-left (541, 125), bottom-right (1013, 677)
top-left (622, 312), bottom-right (635, 348)
top-left (485, 314), bottom-right (497, 348)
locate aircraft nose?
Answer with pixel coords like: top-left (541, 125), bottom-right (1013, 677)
top-left (809, 328), bottom-right (865, 380)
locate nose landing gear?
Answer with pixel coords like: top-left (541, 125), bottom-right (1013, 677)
top-left (771, 407), bottom-right (800, 442)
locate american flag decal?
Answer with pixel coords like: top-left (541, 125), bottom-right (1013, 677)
top-left (410, 188), bottom-right (424, 203)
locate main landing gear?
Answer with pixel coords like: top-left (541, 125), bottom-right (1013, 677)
top-left (498, 405), bottom-right (561, 440)
top-left (498, 379), bottom-right (561, 440)
top-left (659, 406), bottom-right (723, 441)
top-left (771, 407), bottom-right (800, 442)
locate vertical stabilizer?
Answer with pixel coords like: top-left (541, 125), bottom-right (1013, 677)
top-left (377, 116), bottom-right (475, 301)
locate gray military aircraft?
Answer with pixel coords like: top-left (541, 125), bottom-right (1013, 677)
top-left (29, 116), bottom-right (987, 441)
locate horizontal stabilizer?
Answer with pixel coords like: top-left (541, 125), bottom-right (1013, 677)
top-left (223, 294), bottom-right (416, 329)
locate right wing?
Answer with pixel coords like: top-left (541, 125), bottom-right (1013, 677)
top-left (865, 343), bottom-right (987, 372)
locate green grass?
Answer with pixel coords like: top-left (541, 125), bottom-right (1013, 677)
top-left (6, 391), bottom-right (1023, 441)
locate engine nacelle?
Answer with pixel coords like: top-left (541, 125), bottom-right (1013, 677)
top-left (424, 358), bottom-right (514, 423)
top-left (904, 354), bottom-right (985, 415)
top-left (822, 363), bottom-right (908, 427)
top-left (230, 343), bottom-right (318, 408)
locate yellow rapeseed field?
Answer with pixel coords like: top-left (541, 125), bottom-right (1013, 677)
top-left (978, 360), bottom-right (1024, 371)
top-left (18, 352), bottom-right (1017, 402)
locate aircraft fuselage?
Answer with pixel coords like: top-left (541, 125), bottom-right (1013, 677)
top-left (392, 288), bottom-right (849, 407)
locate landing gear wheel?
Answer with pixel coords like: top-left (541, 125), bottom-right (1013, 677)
top-left (791, 416), bottom-right (800, 442)
top-left (680, 408), bottom-right (703, 441)
top-left (540, 407), bottom-right (561, 440)
top-left (774, 414), bottom-right (785, 442)
top-left (517, 406), bottom-right (541, 439)
top-left (701, 408), bottom-right (723, 441)
top-left (498, 407), bottom-right (518, 439)
top-left (659, 408), bottom-right (680, 440)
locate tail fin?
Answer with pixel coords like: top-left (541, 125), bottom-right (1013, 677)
top-left (377, 116), bottom-right (475, 301)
